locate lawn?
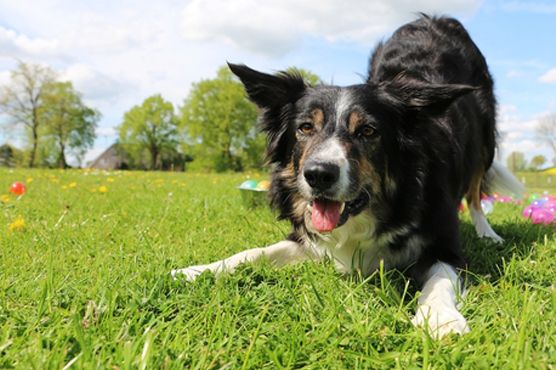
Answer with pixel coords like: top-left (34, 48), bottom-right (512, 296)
top-left (1, 168), bottom-right (555, 369)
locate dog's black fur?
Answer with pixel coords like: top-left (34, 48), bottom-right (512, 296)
top-left (229, 15), bottom-right (497, 281)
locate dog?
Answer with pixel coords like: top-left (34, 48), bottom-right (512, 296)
top-left (172, 15), bottom-right (524, 338)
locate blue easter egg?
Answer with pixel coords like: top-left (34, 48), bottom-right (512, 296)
top-left (239, 180), bottom-right (258, 189)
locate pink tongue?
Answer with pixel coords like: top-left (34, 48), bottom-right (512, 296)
top-left (312, 200), bottom-right (342, 233)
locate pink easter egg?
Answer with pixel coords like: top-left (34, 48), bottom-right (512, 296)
top-left (530, 209), bottom-right (555, 225)
top-left (522, 206), bottom-right (535, 218)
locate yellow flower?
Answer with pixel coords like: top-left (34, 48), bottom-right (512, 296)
top-left (98, 185), bottom-right (108, 193)
top-left (1, 194), bottom-right (10, 203)
top-left (107, 178), bottom-right (115, 183)
top-left (68, 182), bottom-right (77, 188)
top-left (26, 177), bottom-right (34, 183)
top-left (9, 217), bottom-right (25, 232)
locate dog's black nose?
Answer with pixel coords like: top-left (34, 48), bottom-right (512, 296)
top-left (304, 162), bottom-right (340, 191)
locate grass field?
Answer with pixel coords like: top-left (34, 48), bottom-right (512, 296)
top-left (1, 168), bottom-right (555, 369)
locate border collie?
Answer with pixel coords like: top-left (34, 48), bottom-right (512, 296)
top-left (173, 15), bottom-right (524, 338)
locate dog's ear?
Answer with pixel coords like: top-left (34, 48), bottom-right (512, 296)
top-left (229, 63), bottom-right (306, 166)
top-left (380, 74), bottom-right (476, 110)
top-left (228, 63), bottom-right (306, 109)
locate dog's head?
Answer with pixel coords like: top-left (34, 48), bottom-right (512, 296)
top-left (230, 63), bottom-right (473, 234)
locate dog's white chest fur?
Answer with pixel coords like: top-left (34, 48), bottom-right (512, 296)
top-left (307, 212), bottom-right (422, 275)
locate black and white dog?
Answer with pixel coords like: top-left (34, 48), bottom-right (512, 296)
top-left (173, 15), bottom-right (523, 337)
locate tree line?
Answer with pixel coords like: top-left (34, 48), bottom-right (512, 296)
top-left (0, 62), bottom-right (320, 171)
top-left (0, 62), bottom-right (99, 168)
top-left (506, 115), bottom-right (556, 172)
top-left (2, 61), bottom-right (554, 172)
top-left (117, 66), bottom-right (320, 171)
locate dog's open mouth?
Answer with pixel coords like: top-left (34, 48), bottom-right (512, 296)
top-left (309, 191), bottom-right (369, 233)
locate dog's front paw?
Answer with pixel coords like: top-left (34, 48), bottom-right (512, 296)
top-left (477, 228), bottom-right (504, 244)
top-left (412, 304), bottom-right (470, 338)
top-left (171, 265), bottom-right (208, 281)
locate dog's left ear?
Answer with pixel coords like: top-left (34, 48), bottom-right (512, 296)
top-left (228, 63), bottom-right (306, 109)
top-left (380, 75), bottom-right (476, 110)
top-left (228, 63), bottom-right (306, 166)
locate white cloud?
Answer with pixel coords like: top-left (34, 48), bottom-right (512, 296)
top-left (496, 104), bottom-right (553, 162)
top-left (539, 68), bottom-right (556, 84)
top-left (0, 25), bottom-right (60, 57)
top-left (60, 64), bottom-right (132, 101)
top-left (181, 0), bottom-right (482, 56)
top-left (96, 126), bottom-right (117, 137)
top-left (497, 105), bottom-right (539, 134)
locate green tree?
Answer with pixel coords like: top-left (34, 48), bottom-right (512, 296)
top-left (0, 61), bottom-right (56, 167)
top-left (180, 66), bottom-right (261, 171)
top-left (285, 67), bottom-right (322, 86)
top-left (40, 81), bottom-right (99, 168)
top-left (0, 143), bottom-right (23, 167)
top-left (530, 155), bottom-right (547, 170)
top-left (506, 151), bottom-right (528, 172)
top-left (536, 114), bottom-right (556, 165)
top-left (118, 94), bottom-right (179, 170)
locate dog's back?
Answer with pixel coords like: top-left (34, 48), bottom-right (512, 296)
top-left (370, 15), bottom-right (497, 208)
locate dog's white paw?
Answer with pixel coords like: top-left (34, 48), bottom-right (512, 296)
top-left (477, 228), bottom-right (504, 244)
top-left (171, 265), bottom-right (208, 281)
top-left (412, 304), bottom-right (470, 338)
top-left (470, 207), bottom-right (504, 243)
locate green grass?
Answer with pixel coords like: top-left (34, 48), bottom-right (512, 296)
top-left (1, 168), bottom-right (555, 369)
top-left (515, 171), bottom-right (556, 192)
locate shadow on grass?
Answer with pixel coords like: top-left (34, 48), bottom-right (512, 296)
top-left (460, 219), bottom-right (556, 279)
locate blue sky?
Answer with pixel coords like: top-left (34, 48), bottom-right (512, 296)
top-left (1, 0), bottom-right (555, 165)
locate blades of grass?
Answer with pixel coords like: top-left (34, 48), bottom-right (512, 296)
top-left (241, 305), bottom-right (269, 370)
top-left (398, 279), bottom-right (412, 313)
top-left (512, 288), bottom-right (534, 369)
top-left (140, 327), bottom-right (154, 370)
top-left (379, 259), bottom-right (385, 293)
top-left (61, 353), bottom-right (82, 370)
top-left (71, 310), bottom-right (92, 365)
top-left (304, 265), bottom-right (325, 309)
top-left (35, 276), bottom-right (49, 325)
top-left (421, 333), bottom-right (430, 370)
top-left (35, 245), bottom-right (55, 328)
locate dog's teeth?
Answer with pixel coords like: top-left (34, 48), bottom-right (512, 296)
top-left (307, 203), bottom-right (313, 211)
top-left (340, 202), bottom-right (345, 213)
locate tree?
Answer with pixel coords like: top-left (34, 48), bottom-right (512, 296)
top-left (506, 151), bottom-right (528, 172)
top-left (285, 67), bottom-right (322, 86)
top-left (536, 114), bottom-right (556, 164)
top-left (530, 155), bottom-right (547, 170)
top-left (0, 143), bottom-right (23, 167)
top-left (180, 66), bottom-right (261, 171)
top-left (118, 94), bottom-right (179, 170)
top-left (0, 62), bottom-right (56, 167)
top-left (40, 81), bottom-right (100, 168)
top-left (181, 65), bottom-right (323, 172)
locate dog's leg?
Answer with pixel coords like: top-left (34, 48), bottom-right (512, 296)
top-left (412, 262), bottom-right (470, 338)
top-left (466, 169), bottom-right (504, 243)
top-left (171, 240), bottom-right (314, 281)
top-left (469, 205), bottom-right (503, 243)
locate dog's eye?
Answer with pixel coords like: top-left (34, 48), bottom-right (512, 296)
top-left (357, 124), bottom-right (376, 138)
top-left (298, 122), bottom-right (315, 135)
